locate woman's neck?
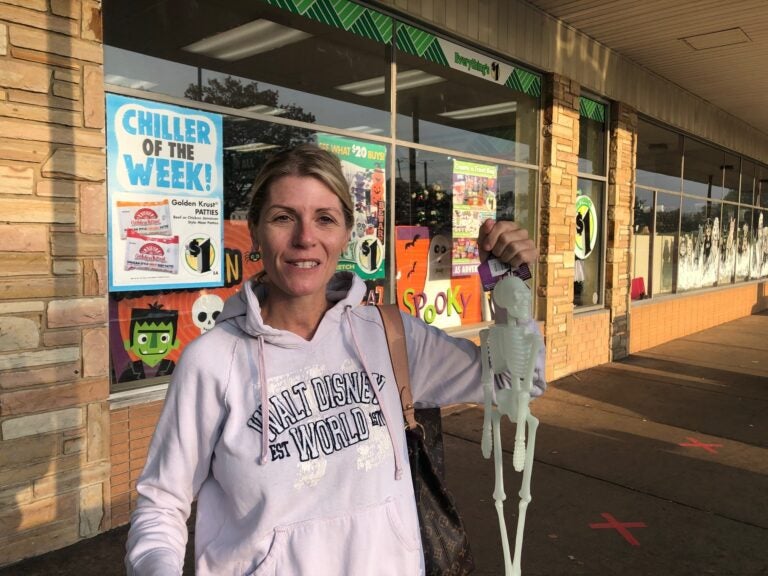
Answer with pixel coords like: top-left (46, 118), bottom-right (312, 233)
top-left (260, 292), bottom-right (331, 340)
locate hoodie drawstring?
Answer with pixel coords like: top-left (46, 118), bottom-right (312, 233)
top-left (344, 306), bottom-right (405, 481)
top-left (257, 335), bottom-right (270, 465)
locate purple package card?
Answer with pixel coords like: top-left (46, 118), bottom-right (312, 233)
top-left (477, 258), bottom-right (531, 291)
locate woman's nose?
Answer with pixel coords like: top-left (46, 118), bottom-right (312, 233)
top-left (293, 218), bottom-right (316, 247)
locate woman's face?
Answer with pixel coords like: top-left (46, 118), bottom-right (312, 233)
top-left (253, 175), bottom-right (350, 304)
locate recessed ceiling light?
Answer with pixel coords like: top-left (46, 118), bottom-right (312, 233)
top-left (224, 142), bottom-right (279, 153)
top-left (183, 20), bottom-right (310, 61)
top-left (438, 101), bottom-right (517, 120)
top-left (336, 70), bottom-right (445, 96)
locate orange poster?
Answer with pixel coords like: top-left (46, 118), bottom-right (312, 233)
top-left (395, 226), bottom-right (484, 329)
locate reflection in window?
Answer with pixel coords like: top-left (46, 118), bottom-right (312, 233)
top-left (755, 209), bottom-right (768, 278)
top-left (105, 46), bottom-right (199, 99)
top-left (636, 120), bottom-right (682, 191)
top-left (632, 189), bottom-right (653, 299)
top-left (740, 161), bottom-right (757, 206)
top-left (105, 0), bottom-right (392, 136)
top-left (678, 198), bottom-right (718, 291)
top-left (719, 203), bottom-right (738, 285)
top-left (220, 117), bottom-right (315, 219)
top-left (735, 207), bottom-right (753, 281)
top-left (722, 155), bottom-right (740, 203)
top-left (395, 56), bottom-right (539, 164)
top-left (653, 192), bottom-right (680, 295)
top-left (761, 168), bottom-right (768, 208)
top-left (578, 98), bottom-right (606, 176)
top-left (682, 139), bottom-right (725, 199)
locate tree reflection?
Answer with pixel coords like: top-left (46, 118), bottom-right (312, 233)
top-left (185, 76), bottom-right (316, 218)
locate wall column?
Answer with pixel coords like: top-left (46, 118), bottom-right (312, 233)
top-left (0, 1), bottom-right (109, 566)
top-left (538, 74), bottom-right (580, 381)
top-left (606, 103), bottom-right (637, 360)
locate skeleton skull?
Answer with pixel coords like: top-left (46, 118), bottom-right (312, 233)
top-left (192, 294), bottom-right (223, 334)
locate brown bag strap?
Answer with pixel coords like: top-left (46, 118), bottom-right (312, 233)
top-left (376, 304), bottom-right (419, 431)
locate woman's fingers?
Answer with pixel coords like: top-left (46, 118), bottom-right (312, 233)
top-left (477, 219), bottom-right (537, 266)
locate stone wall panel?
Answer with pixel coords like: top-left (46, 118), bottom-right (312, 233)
top-left (0, 59), bottom-right (50, 93)
top-left (0, 362), bottom-right (81, 390)
top-left (0, 196), bottom-right (76, 223)
top-left (9, 26), bottom-right (102, 63)
top-left (42, 148), bottom-right (105, 181)
top-left (1, 276), bottom-right (81, 299)
top-left (0, 224), bottom-right (48, 251)
top-left (0, 379), bottom-right (108, 417)
top-left (47, 297), bottom-right (106, 328)
top-left (0, 316), bottom-right (39, 351)
top-left (0, 164), bottom-right (33, 194)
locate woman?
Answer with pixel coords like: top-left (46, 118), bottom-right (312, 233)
top-left (126, 144), bottom-right (545, 575)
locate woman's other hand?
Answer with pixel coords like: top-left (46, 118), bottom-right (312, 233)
top-left (477, 219), bottom-right (537, 268)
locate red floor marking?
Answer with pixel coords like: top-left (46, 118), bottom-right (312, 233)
top-left (678, 437), bottom-right (722, 454)
top-left (589, 512), bottom-right (647, 546)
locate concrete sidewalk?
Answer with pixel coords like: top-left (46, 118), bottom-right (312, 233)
top-left (2, 312), bottom-right (767, 575)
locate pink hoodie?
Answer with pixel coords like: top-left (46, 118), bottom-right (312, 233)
top-left (125, 272), bottom-right (545, 575)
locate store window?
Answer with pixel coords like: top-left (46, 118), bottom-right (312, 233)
top-left (635, 117), bottom-right (768, 300)
top-left (735, 206), bottom-right (753, 281)
top-left (652, 192), bottom-right (680, 295)
top-left (394, 23), bottom-right (540, 164)
top-left (393, 148), bottom-right (537, 327)
top-left (631, 189), bottom-right (653, 300)
top-left (741, 161), bottom-right (757, 206)
top-left (574, 96), bottom-right (607, 309)
top-left (678, 197), bottom-right (719, 292)
top-left (723, 155), bottom-right (740, 203)
top-left (760, 167), bottom-right (768, 208)
top-left (104, 0), bottom-right (542, 392)
top-left (682, 139), bottom-right (726, 199)
top-left (719, 203), bottom-right (738, 285)
top-left (636, 121), bottom-right (682, 192)
top-left (104, 0), bottom-right (392, 138)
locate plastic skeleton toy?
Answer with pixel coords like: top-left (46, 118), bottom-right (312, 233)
top-left (480, 276), bottom-right (542, 576)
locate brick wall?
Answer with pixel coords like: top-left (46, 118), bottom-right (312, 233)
top-left (570, 309), bottom-right (611, 372)
top-left (0, 1), bottom-right (108, 567)
top-left (630, 282), bottom-right (768, 353)
top-left (109, 401), bottom-right (163, 528)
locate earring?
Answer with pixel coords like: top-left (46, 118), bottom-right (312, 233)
top-left (249, 249), bottom-right (261, 262)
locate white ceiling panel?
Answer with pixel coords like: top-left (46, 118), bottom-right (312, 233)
top-left (525, 0), bottom-right (768, 136)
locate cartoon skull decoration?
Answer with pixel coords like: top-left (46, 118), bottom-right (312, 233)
top-left (192, 294), bottom-right (224, 334)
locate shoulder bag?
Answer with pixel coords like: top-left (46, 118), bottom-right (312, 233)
top-left (376, 304), bottom-right (475, 576)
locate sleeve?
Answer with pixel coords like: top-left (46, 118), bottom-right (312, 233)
top-left (124, 337), bottom-right (232, 576)
top-left (402, 312), bottom-right (546, 406)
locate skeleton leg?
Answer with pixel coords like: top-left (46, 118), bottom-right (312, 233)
top-left (492, 410), bottom-right (513, 575)
top-left (512, 391), bottom-right (530, 472)
top-left (511, 412), bottom-right (539, 576)
top-left (480, 329), bottom-right (493, 459)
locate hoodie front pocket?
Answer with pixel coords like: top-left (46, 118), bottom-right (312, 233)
top-left (244, 530), bottom-right (287, 576)
top-left (246, 498), bottom-right (421, 576)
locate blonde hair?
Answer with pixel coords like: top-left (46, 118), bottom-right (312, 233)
top-left (247, 143), bottom-right (353, 230)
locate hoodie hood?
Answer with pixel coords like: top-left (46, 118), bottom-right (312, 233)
top-left (217, 271), bottom-right (367, 345)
